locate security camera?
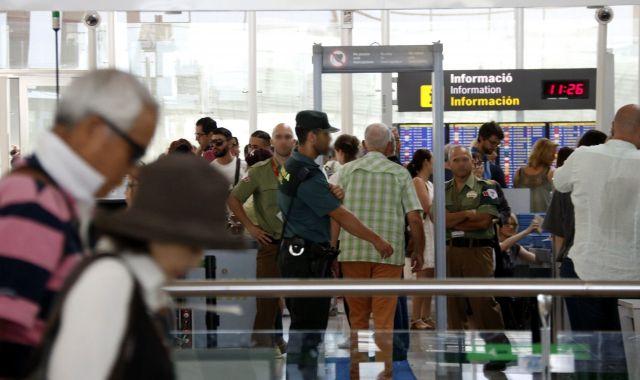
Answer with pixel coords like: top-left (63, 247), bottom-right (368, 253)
top-left (595, 6), bottom-right (614, 24)
top-left (83, 11), bottom-right (101, 28)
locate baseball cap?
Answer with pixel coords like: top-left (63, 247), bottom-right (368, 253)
top-left (295, 110), bottom-right (339, 133)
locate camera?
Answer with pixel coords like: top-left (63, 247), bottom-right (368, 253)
top-left (83, 11), bottom-right (101, 28)
top-left (595, 6), bottom-right (614, 24)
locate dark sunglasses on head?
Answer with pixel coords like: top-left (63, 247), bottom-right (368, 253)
top-left (98, 114), bottom-right (146, 163)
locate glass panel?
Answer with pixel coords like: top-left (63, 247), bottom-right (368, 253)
top-left (256, 11), bottom-right (340, 133)
top-left (126, 11), bottom-right (249, 160)
top-left (25, 83), bottom-right (57, 153)
top-left (0, 11), bottom-right (109, 69)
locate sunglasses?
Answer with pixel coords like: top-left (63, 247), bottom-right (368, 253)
top-left (99, 114), bottom-right (146, 163)
top-left (211, 139), bottom-right (227, 147)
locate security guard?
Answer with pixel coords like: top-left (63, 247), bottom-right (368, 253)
top-left (445, 145), bottom-right (506, 332)
top-left (278, 110), bottom-right (392, 378)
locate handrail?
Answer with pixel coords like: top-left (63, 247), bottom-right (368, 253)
top-left (164, 278), bottom-right (640, 297)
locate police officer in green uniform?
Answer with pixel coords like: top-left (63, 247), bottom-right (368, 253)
top-left (278, 110), bottom-right (393, 378)
top-left (445, 145), bottom-right (510, 370)
top-left (228, 123), bottom-right (296, 352)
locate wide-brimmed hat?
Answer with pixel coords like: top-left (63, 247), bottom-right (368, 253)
top-left (94, 154), bottom-right (246, 249)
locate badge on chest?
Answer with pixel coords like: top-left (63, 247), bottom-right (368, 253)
top-left (466, 191), bottom-right (478, 199)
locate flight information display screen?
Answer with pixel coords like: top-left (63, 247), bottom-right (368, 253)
top-left (499, 123), bottom-right (547, 188)
top-left (550, 122), bottom-right (596, 148)
top-left (397, 124), bottom-right (433, 165)
top-left (448, 124), bottom-right (481, 148)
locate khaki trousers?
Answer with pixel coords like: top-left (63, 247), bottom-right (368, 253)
top-left (446, 246), bottom-right (505, 331)
top-left (342, 261), bottom-right (403, 380)
top-left (252, 243), bottom-right (281, 347)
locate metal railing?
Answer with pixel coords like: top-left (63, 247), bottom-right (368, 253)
top-left (164, 278), bottom-right (640, 297)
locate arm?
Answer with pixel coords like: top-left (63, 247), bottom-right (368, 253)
top-left (48, 259), bottom-right (134, 380)
top-left (329, 206), bottom-right (393, 258)
top-left (413, 178), bottom-right (432, 215)
top-left (330, 218), bottom-right (340, 249)
top-left (228, 172), bottom-right (273, 245)
top-left (492, 164), bottom-right (507, 188)
top-left (227, 194), bottom-right (272, 245)
top-left (499, 222), bottom-right (539, 252)
top-left (518, 246), bottom-right (538, 264)
top-left (446, 211), bottom-right (471, 228)
top-left (407, 210), bottom-right (425, 272)
top-left (454, 212), bottom-right (495, 231)
top-left (553, 153), bottom-right (576, 193)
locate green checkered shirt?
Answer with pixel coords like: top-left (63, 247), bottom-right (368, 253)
top-left (337, 152), bottom-right (423, 266)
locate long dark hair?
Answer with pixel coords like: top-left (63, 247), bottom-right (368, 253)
top-left (334, 134), bottom-right (360, 163)
top-left (407, 149), bottom-right (432, 178)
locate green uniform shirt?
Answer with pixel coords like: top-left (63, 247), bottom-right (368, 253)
top-left (231, 158), bottom-right (283, 239)
top-left (445, 175), bottom-right (500, 240)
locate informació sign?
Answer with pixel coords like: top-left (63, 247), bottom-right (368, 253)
top-left (397, 68), bottom-right (596, 112)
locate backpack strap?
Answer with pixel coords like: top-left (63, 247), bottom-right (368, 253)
top-left (233, 158), bottom-right (241, 186)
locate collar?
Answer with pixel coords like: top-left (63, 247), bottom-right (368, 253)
top-left (450, 174), bottom-right (476, 191)
top-left (366, 151), bottom-right (387, 160)
top-left (35, 130), bottom-right (104, 206)
top-left (606, 139), bottom-right (637, 150)
top-left (121, 253), bottom-right (169, 312)
top-left (293, 150), bottom-right (318, 167)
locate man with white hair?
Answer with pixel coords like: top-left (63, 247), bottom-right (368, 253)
top-left (0, 69), bottom-right (158, 378)
top-left (336, 122), bottom-right (424, 380)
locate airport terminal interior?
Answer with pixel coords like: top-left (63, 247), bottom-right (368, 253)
top-left (1, 1), bottom-right (640, 379)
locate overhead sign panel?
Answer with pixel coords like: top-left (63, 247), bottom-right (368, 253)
top-left (320, 45), bottom-right (435, 73)
top-left (397, 68), bottom-right (596, 111)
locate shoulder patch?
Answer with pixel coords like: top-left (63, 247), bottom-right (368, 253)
top-left (482, 188), bottom-right (498, 200)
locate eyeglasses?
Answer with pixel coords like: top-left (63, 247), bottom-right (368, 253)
top-left (99, 114), bottom-right (146, 163)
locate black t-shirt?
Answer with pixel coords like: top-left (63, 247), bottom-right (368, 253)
top-left (542, 190), bottom-right (575, 259)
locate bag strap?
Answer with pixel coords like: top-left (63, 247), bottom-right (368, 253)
top-left (279, 166), bottom-right (317, 240)
top-left (233, 158), bottom-right (241, 186)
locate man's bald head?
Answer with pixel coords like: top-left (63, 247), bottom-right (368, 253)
top-left (448, 145), bottom-right (471, 162)
top-left (272, 123), bottom-right (296, 157)
top-left (612, 104), bottom-right (640, 148)
top-left (272, 123), bottom-right (293, 137)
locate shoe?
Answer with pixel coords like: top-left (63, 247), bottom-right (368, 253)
top-left (276, 338), bottom-right (288, 355)
top-left (274, 346), bottom-right (286, 360)
top-left (410, 319), bottom-right (430, 330)
top-left (421, 317), bottom-right (436, 330)
top-left (483, 361), bottom-right (507, 372)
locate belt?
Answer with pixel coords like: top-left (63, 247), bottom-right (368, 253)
top-left (282, 237), bottom-right (329, 249)
top-left (448, 238), bottom-right (494, 248)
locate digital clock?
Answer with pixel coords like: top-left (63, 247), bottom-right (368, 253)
top-left (542, 80), bottom-right (589, 99)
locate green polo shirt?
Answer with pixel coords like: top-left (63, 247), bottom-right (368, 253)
top-left (231, 158), bottom-right (283, 239)
top-left (445, 175), bottom-right (500, 240)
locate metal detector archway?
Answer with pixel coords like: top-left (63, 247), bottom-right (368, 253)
top-left (312, 43), bottom-right (448, 329)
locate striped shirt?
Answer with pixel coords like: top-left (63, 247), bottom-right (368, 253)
top-left (338, 152), bottom-right (422, 266)
top-left (0, 158), bottom-right (84, 350)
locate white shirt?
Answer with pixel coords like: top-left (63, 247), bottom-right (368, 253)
top-left (48, 253), bottom-right (169, 380)
top-left (553, 139), bottom-right (640, 280)
top-left (211, 156), bottom-right (247, 189)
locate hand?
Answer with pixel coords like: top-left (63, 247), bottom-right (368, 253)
top-left (527, 220), bottom-right (541, 233)
top-left (373, 237), bottom-right (394, 259)
top-left (410, 252), bottom-right (424, 273)
top-left (465, 209), bottom-right (477, 218)
top-left (328, 184), bottom-right (345, 201)
top-left (247, 224), bottom-right (273, 246)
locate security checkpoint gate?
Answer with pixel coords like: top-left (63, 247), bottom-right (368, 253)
top-left (312, 43), bottom-right (447, 330)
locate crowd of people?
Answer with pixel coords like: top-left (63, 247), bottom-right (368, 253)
top-left (1, 69), bottom-right (640, 379)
